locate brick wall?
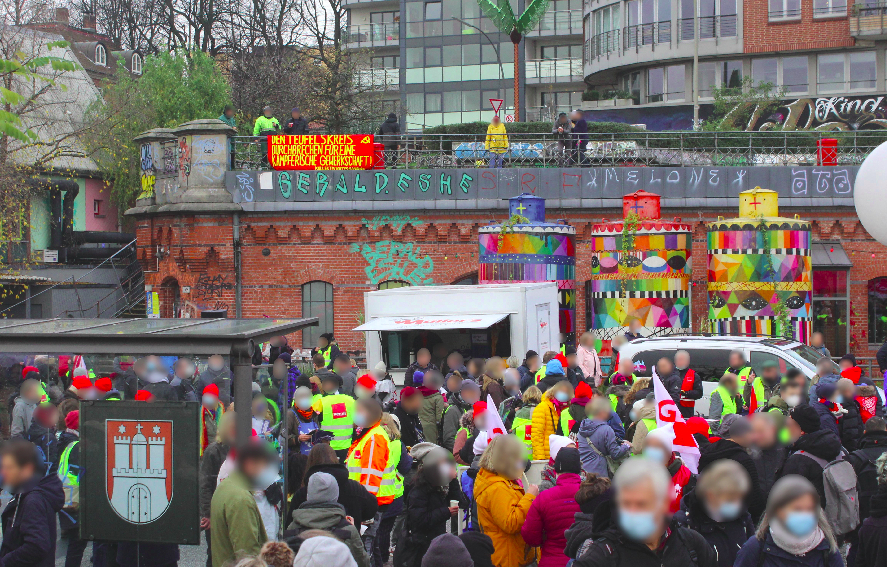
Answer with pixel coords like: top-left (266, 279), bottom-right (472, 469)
top-left (136, 206), bottom-right (887, 360)
top-left (743, 0), bottom-right (855, 53)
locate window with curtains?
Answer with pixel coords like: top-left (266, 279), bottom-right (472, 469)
top-left (301, 281), bottom-right (334, 348)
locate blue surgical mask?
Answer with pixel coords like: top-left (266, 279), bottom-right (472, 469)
top-left (353, 413), bottom-right (368, 428)
top-left (619, 509), bottom-right (658, 541)
top-left (555, 391), bottom-right (570, 403)
top-left (296, 398), bottom-right (313, 411)
top-left (253, 464), bottom-right (280, 490)
top-left (718, 501), bottom-right (742, 521)
top-left (629, 410), bottom-right (638, 422)
top-left (643, 446), bottom-right (667, 464)
top-left (784, 511), bottom-right (817, 537)
top-left (834, 395), bottom-right (844, 405)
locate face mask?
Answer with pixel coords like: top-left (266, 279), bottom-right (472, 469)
top-left (629, 410), bottom-right (638, 422)
top-left (254, 404), bottom-right (267, 415)
top-left (718, 501), bottom-right (742, 521)
top-left (353, 413), bottom-right (368, 428)
top-left (644, 447), bottom-right (667, 464)
top-left (209, 362), bottom-right (223, 372)
top-left (833, 395), bottom-right (844, 405)
top-left (784, 511), bottom-right (817, 537)
top-left (555, 391), bottom-right (570, 403)
top-left (296, 398), bottom-right (313, 411)
top-left (619, 510), bottom-right (658, 541)
top-left (202, 395), bottom-right (218, 408)
top-left (146, 363), bottom-right (157, 373)
top-left (785, 395), bottom-right (801, 408)
top-left (254, 464), bottom-right (279, 490)
top-left (438, 463), bottom-right (452, 483)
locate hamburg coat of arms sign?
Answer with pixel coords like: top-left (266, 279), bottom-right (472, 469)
top-left (80, 402), bottom-right (199, 544)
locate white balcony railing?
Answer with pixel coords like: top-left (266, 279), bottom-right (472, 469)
top-left (526, 58), bottom-right (584, 81)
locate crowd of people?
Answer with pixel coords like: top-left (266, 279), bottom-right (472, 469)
top-left (3, 328), bottom-right (887, 567)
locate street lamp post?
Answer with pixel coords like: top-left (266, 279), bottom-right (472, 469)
top-left (693, 0), bottom-right (700, 129)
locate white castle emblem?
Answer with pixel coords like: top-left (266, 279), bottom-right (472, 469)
top-left (107, 421), bottom-right (172, 524)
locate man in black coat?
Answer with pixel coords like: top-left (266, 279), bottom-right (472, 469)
top-left (856, 471), bottom-right (887, 567)
top-left (655, 357), bottom-right (683, 406)
top-left (574, 458), bottom-right (715, 567)
top-left (0, 440), bottom-right (65, 567)
top-left (674, 350), bottom-right (702, 418)
top-left (778, 403), bottom-right (844, 506)
top-left (283, 108), bottom-right (309, 135)
top-left (378, 113), bottom-right (400, 167)
top-left (848, 417), bottom-right (887, 522)
top-left (392, 387), bottom-right (425, 450)
top-left (837, 377), bottom-right (864, 451)
top-left (699, 415), bottom-right (766, 520)
top-left (749, 412), bottom-right (787, 494)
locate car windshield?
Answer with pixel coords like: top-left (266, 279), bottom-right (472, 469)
top-left (787, 344), bottom-right (839, 372)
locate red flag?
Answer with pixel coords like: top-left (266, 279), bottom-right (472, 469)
top-left (652, 369), bottom-right (700, 473)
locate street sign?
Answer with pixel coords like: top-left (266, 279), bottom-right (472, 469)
top-left (505, 114), bottom-right (515, 123)
top-left (489, 98), bottom-right (504, 114)
top-left (80, 401), bottom-right (200, 544)
top-left (43, 249), bottom-right (58, 263)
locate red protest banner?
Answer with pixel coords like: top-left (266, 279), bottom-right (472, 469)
top-left (267, 134), bottom-right (376, 170)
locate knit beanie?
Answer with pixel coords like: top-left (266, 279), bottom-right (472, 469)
top-left (65, 410), bottom-right (79, 431)
top-left (574, 381), bottom-right (593, 399)
top-left (307, 472), bottom-right (339, 504)
top-left (554, 447), bottom-right (582, 474)
top-left (645, 425), bottom-right (675, 454)
top-left (421, 534), bottom-right (474, 567)
top-left (545, 359), bottom-right (565, 376)
top-left (816, 381), bottom-right (837, 400)
top-left (292, 536), bottom-right (356, 567)
top-left (472, 431), bottom-right (490, 456)
top-left (548, 434), bottom-right (573, 461)
top-left (719, 414), bottom-right (752, 439)
top-left (790, 403), bottom-right (822, 434)
top-left (459, 532), bottom-right (494, 567)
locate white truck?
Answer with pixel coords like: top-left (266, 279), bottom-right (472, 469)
top-left (355, 283), bottom-right (559, 384)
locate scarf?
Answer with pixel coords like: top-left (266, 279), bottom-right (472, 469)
top-left (296, 408), bottom-right (314, 421)
top-left (769, 520), bottom-right (825, 556)
top-left (551, 398), bottom-right (569, 413)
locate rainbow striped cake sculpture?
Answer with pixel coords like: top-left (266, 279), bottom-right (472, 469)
top-left (707, 187), bottom-right (812, 341)
top-left (589, 190), bottom-right (692, 340)
top-left (479, 194), bottom-right (576, 345)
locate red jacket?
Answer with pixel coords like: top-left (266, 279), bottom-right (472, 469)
top-left (668, 457), bottom-right (693, 513)
top-left (520, 472), bottom-right (581, 567)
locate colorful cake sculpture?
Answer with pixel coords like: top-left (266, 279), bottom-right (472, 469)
top-left (479, 194), bottom-right (576, 345)
top-left (707, 187), bottom-right (812, 341)
top-left (589, 190), bottom-right (692, 340)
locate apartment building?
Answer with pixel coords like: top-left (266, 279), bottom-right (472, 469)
top-left (345, 0), bottom-right (587, 129)
top-left (583, 0), bottom-right (887, 129)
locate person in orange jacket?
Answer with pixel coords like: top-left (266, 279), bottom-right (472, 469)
top-left (346, 398), bottom-right (391, 505)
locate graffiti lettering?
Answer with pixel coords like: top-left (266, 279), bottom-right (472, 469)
top-left (375, 172), bottom-right (389, 194)
top-left (192, 160), bottom-right (223, 183)
top-left (397, 173), bottom-right (412, 192)
top-left (193, 138), bottom-right (219, 154)
top-left (297, 172), bottom-right (310, 194)
top-left (354, 173), bottom-right (367, 193)
top-left (195, 273), bottom-right (234, 299)
top-left (350, 241), bottom-right (434, 285)
top-left (162, 142), bottom-right (177, 174)
top-left (178, 137), bottom-right (192, 179)
top-left (140, 143), bottom-right (154, 172)
top-left (279, 171), bottom-right (292, 199)
top-left (812, 169), bottom-right (832, 193)
top-left (317, 172), bottom-right (328, 197)
top-left (362, 215), bottom-right (423, 232)
top-left (139, 173), bottom-right (156, 198)
top-left (459, 173), bottom-right (473, 193)
top-left (417, 173), bottom-right (431, 193)
top-left (791, 169), bottom-right (808, 195)
top-left (236, 172), bottom-right (255, 202)
top-left (439, 173), bottom-right (451, 195)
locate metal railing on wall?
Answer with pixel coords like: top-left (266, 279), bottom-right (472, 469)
top-left (231, 130), bottom-right (887, 170)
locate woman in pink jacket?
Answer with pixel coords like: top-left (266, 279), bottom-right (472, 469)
top-left (520, 447), bottom-right (582, 567)
top-left (576, 332), bottom-right (603, 387)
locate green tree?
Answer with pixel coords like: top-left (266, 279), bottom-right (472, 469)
top-left (86, 49), bottom-right (232, 210)
top-left (703, 77), bottom-right (785, 132)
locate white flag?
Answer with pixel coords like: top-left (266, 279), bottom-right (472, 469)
top-left (484, 394), bottom-right (508, 439)
top-left (652, 371), bottom-right (701, 473)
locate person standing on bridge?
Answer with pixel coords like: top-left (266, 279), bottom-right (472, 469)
top-left (485, 116), bottom-right (508, 169)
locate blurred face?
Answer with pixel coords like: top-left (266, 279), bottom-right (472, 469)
top-left (527, 355), bottom-right (541, 372)
top-left (839, 359), bottom-right (853, 370)
top-left (701, 488), bottom-right (746, 519)
top-left (751, 415), bottom-right (777, 449)
top-left (729, 353), bottom-right (743, 368)
top-left (333, 359), bottom-right (349, 374)
top-left (295, 392), bottom-right (313, 411)
top-left (292, 111), bottom-right (300, 119)
top-left (263, 108), bottom-right (272, 117)
top-left (786, 416), bottom-right (803, 443)
top-left (175, 359), bottom-right (196, 380)
top-left (354, 385), bottom-right (374, 400)
top-left (417, 350), bottom-right (431, 367)
top-left (401, 394), bottom-right (422, 413)
top-left (461, 388), bottom-right (479, 406)
top-left (22, 384), bottom-right (40, 404)
top-left (629, 320), bottom-right (641, 333)
top-left (446, 352), bottom-right (463, 370)
top-left (675, 352), bottom-right (690, 370)
top-left (775, 493), bottom-right (818, 532)
top-left (838, 382), bottom-right (856, 400)
top-left (811, 332), bottom-right (824, 347)
top-left (656, 359), bottom-right (673, 376)
top-left (446, 375), bottom-right (462, 393)
top-left (781, 384), bottom-right (802, 408)
top-left (133, 358), bottom-right (147, 378)
top-left (762, 366), bottom-right (780, 381)
top-left (643, 437), bottom-right (671, 464)
top-left (321, 379), bottom-right (338, 394)
top-left (224, 109), bottom-right (234, 118)
top-left (722, 376), bottom-right (738, 394)
top-left (468, 360), bottom-right (483, 376)
top-left (552, 382), bottom-right (573, 403)
top-left (1, 455), bottom-right (32, 491)
top-left (208, 355), bottom-right (225, 372)
top-left (221, 418), bottom-right (236, 444)
top-left (252, 397), bottom-right (268, 418)
top-left (241, 456), bottom-right (272, 484)
top-left (616, 477), bottom-right (668, 522)
top-left (272, 360), bottom-right (287, 381)
top-left (619, 359), bottom-right (634, 376)
top-left (492, 116), bottom-right (500, 125)
top-left (566, 353), bottom-right (578, 367)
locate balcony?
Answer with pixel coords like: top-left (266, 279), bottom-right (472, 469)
top-left (527, 10), bottom-right (583, 37)
top-left (346, 23), bottom-right (400, 48)
top-left (342, 0), bottom-right (398, 7)
top-left (526, 58), bottom-right (584, 83)
top-left (678, 15), bottom-right (737, 40)
top-left (851, 3), bottom-right (887, 39)
top-left (356, 68), bottom-right (400, 90)
top-left (623, 21), bottom-right (672, 48)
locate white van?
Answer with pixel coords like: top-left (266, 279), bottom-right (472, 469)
top-left (616, 336), bottom-right (839, 416)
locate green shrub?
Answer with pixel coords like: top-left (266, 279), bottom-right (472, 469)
top-left (582, 90), bottom-right (601, 101)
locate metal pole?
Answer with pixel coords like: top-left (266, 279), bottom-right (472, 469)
top-left (233, 212), bottom-right (242, 318)
top-left (232, 341), bottom-right (254, 444)
top-left (280, 362), bottom-right (289, 540)
top-left (454, 18), bottom-right (504, 80)
top-left (693, 0), bottom-right (699, 129)
top-left (25, 286), bottom-right (30, 318)
top-left (514, 42), bottom-right (520, 121)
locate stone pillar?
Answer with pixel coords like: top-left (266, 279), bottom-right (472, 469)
top-left (133, 128), bottom-right (176, 207)
top-left (173, 119), bottom-right (236, 204)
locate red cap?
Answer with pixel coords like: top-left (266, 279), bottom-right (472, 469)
top-left (574, 381), bottom-right (593, 399)
top-left (202, 383), bottom-right (220, 397)
top-left (554, 353), bottom-right (569, 368)
top-left (95, 378), bottom-right (113, 392)
top-left (72, 376), bottom-right (92, 390)
top-left (134, 390), bottom-right (153, 402)
top-left (473, 401), bottom-right (487, 417)
top-left (400, 386), bottom-right (419, 399)
top-left (357, 374), bottom-right (377, 390)
top-left (22, 365), bottom-right (39, 380)
top-left (65, 410), bottom-right (79, 431)
top-left (686, 416), bottom-right (711, 437)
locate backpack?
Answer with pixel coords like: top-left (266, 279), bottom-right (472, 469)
top-left (797, 450), bottom-right (860, 535)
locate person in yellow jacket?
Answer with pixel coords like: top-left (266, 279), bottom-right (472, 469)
top-left (485, 115), bottom-right (508, 169)
top-left (474, 434), bottom-right (540, 567)
top-left (346, 398), bottom-right (391, 505)
top-left (530, 378), bottom-right (573, 460)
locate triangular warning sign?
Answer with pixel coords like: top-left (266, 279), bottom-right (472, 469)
top-left (489, 98), bottom-right (504, 114)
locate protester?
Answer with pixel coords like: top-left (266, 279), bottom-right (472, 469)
top-left (253, 105), bottom-right (280, 136)
top-left (251, 391), bottom-right (273, 436)
top-left (200, 383), bottom-right (225, 456)
top-left (643, 427), bottom-right (694, 513)
top-left (675, 459), bottom-right (754, 567)
top-left (779, 404), bottom-right (843, 506)
top-left (551, 112), bottom-right (573, 166)
top-left (10, 378), bottom-right (41, 438)
top-left (576, 332), bottom-right (603, 387)
top-left (498, 368), bottom-right (523, 425)
top-left (674, 350), bottom-right (702, 418)
top-left (200, 412), bottom-right (236, 567)
top-left (293, 536), bottom-right (357, 567)
top-left (466, 358), bottom-right (484, 382)
top-left (570, 110), bottom-right (588, 165)
top-left (537, 357), bottom-right (569, 393)
top-left (857, 381), bottom-right (886, 423)
top-left (578, 396), bottom-right (630, 477)
top-left (260, 541), bottom-right (295, 567)
top-left (812, 382), bottom-right (843, 436)
top-left (564, 380), bottom-right (593, 436)
top-left (393, 386), bottom-right (426, 449)
top-left (405, 348), bottom-right (438, 385)
top-left (700, 414), bottom-right (766, 519)
top-left (511, 386), bottom-right (541, 456)
top-left (56, 410), bottom-right (83, 567)
top-left (710, 372), bottom-right (742, 426)
top-left (331, 354), bottom-right (356, 397)
top-left (210, 441), bottom-right (275, 566)
top-left (572, 456), bottom-right (715, 567)
top-left (26, 404), bottom-right (59, 470)
top-left (0, 439), bottom-right (65, 567)
top-left (218, 105), bottom-right (236, 128)
top-left (312, 333), bottom-right (341, 368)
top-left (810, 332), bottom-right (831, 358)
top-left (855, 453), bottom-right (887, 567)
top-left (848, 417), bottom-right (887, 526)
top-left (532, 377), bottom-right (573, 459)
top-left (522, 447), bottom-right (582, 567)
top-left (836, 377), bottom-right (863, 451)
top-left (629, 396), bottom-right (657, 454)
top-left (725, 350), bottom-right (755, 400)
top-left (378, 113), bottom-right (401, 167)
top-left (747, 360), bottom-right (783, 413)
top-left (750, 412), bottom-right (788, 494)
top-left (809, 358), bottom-right (841, 404)
top-left (374, 414), bottom-right (412, 567)
top-left (283, 108), bottom-right (309, 135)
top-left (485, 115), bottom-right (508, 169)
top-left (373, 362), bottom-right (397, 408)
top-left (539, 435), bottom-right (575, 492)
top-left (480, 357), bottom-right (507, 409)
top-left (198, 355), bottom-right (233, 404)
top-left (346, 398), bottom-right (391, 505)
top-left (417, 370), bottom-right (446, 445)
top-left (563, 473), bottom-right (614, 562)
top-left (518, 351), bottom-right (542, 391)
top-left (734, 475), bottom-right (841, 567)
top-left (609, 357), bottom-right (636, 387)
top-left (292, 444), bottom-right (378, 527)
top-left (441, 380), bottom-right (479, 452)
top-left (459, 531), bottom-right (495, 567)
top-left (475, 434), bottom-right (539, 567)
top-left (287, 472), bottom-right (370, 567)
top-left (687, 415), bottom-right (713, 450)
top-left (288, 386), bottom-right (319, 455)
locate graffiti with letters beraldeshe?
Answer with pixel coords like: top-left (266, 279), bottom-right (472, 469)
top-left (350, 241), bottom-right (434, 285)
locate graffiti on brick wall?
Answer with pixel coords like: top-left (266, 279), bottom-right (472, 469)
top-left (180, 299), bottom-right (230, 318)
top-left (139, 143), bottom-right (155, 198)
top-left (362, 215), bottom-right (423, 232)
top-left (350, 241), bottom-right (434, 285)
top-left (195, 273), bottom-right (234, 299)
top-left (178, 136), bottom-right (192, 181)
top-left (790, 168), bottom-right (852, 195)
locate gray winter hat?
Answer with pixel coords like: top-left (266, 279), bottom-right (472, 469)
top-left (307, 472), bottom-right (339, 504)
top-left (410, 442), bottom-right (448, 466)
